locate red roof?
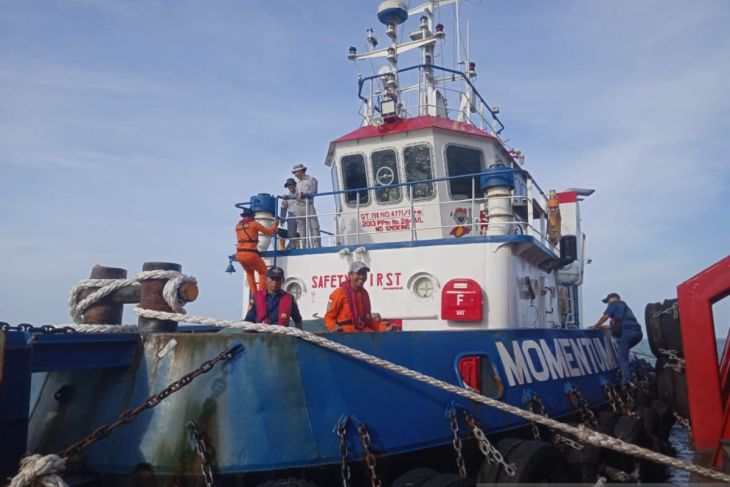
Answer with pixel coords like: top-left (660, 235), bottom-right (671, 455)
top-left (332, 115), bottom-right (497, 143)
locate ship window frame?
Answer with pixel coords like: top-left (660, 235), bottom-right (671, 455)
top-left (370, 147), bottom-right (402, 205)
top-left (339, 152), bottom-right (371, 208)
top-left (330, 164), bottom-right (342, 213)
top-left (403, 142), bottom-right (436, 202)
top-left (444, 143), bottom-right (485, 201)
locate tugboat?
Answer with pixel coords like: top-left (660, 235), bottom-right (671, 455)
top-left (4, 1), bottom-right (695, 486)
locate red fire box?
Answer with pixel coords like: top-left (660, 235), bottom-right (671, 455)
top-left (441, 278), bottom-right (484, 321)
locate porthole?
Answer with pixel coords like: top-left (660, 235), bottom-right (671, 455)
top-left (413, 276), bottom-right (434, 298)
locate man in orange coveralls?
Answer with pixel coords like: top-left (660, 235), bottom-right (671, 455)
top-left (235, 207), bottom-right (279, 292)
top-left (324, 261), bottom-right (398, 332)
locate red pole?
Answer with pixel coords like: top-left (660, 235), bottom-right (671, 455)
top-left (677, 255), bottom-right (730, 452)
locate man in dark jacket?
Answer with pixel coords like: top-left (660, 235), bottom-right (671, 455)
top-left (245, 266), bottom-right (303, 329)
top-left (592, 292), bottom-right (643, 384)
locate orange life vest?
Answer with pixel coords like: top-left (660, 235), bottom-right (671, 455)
top-left (236, 218), bottom-right (259, 252)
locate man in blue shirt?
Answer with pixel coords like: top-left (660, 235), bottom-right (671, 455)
top-left (592, 292), bottom-right (643, 384)
top-left (245, 267), bottom-right (303, 329)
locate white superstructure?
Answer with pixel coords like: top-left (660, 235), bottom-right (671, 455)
top-left (241, 0), bottom-right (593, 331)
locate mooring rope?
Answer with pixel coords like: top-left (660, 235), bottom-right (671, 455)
top-left (9, 305), bottom-right (729, 485)
top-left (68, 270), bottom-right (196, 324)
top-left (129, 308), bottom-right (729, 483)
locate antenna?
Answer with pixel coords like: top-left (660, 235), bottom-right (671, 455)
top-left (455, 0), bottom-right (461, 70)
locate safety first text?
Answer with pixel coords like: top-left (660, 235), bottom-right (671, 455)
top-left (311, 272), bottom-right (403, 289)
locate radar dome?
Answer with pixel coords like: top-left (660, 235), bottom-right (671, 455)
top-left (377, 0), bottom-right (408, 26)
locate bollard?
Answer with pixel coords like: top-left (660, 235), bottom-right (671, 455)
top-left (79, 265), bottom-right (127, 324)
top-left (138, 262), bottom-right (182, 333)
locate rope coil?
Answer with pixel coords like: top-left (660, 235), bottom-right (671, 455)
top-left (68, 270), bottom-right (196, 324)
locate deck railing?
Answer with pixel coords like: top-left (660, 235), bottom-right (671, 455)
top-left (357, 64), bottom-right (506, 136)
top-left (264, 168), bottom-right (557, 254)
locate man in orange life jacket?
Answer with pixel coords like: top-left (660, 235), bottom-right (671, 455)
top-left (245, 266), bottom-right (303, 329)
top-left (324, 261), bottom-right (397, 332)
top-left (235, 207), bottom-right (279, 293)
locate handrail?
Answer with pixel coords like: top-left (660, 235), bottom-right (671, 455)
top-left (258, 166), bottom-right (526, 203)
top-left (357, 63), bottom-right (505, 135)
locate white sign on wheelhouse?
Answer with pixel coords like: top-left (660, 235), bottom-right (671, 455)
top-left (495, 337), bottom-right (620, 386)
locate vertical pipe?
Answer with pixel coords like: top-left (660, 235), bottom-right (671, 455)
top-left (526, 178), bottom-right (534, 237)
top-left (78, 265), bottom-right (127, 324)
top-left (305, 201), bottom-right (310, 249)
top-left (138, 261), bottom-right (181, 333)
top-left (410, 184), bottom-right (416, 241)
top-left (471, 176), bottom-right (476, 235)
top-left (355, 194), bottom-right (360, 245)
top-left (455, 0), bottom-right (461, 71)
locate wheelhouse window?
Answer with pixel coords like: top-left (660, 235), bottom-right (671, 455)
top-left (446, 145), bottom-right (484, 199)
top-left (404, 144), bottom-right (434, 200)
top-left (341, 154), bottom-right (369, 206)
top-left (371, 149), bottom-right (401, 204)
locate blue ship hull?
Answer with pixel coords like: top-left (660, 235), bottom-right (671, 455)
top-left (25, 327), bottom-right (621, 479)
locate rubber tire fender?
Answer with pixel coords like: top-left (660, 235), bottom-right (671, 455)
top-left (421, 473), bottom-right (475, 487)
top-left (605, 415), bottom-right (647, 472)
top-left (256, 479), bottom-right (320, 487)
top-left (651, 399), bottom-right (676, 440)
top-left (391, 468), bottom-right (439, 487)
top-left (597, 410), bottom-right (621, 432)
top-left (660, 298), bottom-right (683, 354)
top-left (492, 440), bottom-right (572, 483)
top-left (656, 361), bottom-right (690, 418)
top-left (671, 367), bottom-right (690, 418)
top-left (476, 438), bottom-right (525, 484)
top-left (563, 423), bottom-right (603, 483)
top-left (645, 301), bottom-right (665, 356)
top-left (638, 406), bottom-right (659, 439)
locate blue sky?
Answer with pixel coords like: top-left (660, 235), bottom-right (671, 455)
top-left (1, 0), bottom-right (728, 333)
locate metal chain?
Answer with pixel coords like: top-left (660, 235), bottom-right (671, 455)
top-left (129, 307), bottom-right (730, 484)
top-left (674, 412), bottom-right (693, 444)
top-left (524, 396), bottom-right (543, 441)
top-left (553, 434), bottom-right (584, 451)
top-left (186, 421), bottom-right (217, 487)
top-left (567, 388), bottom-right (599, 427)
top-left (357, 424), bottom-right (382, 487)
top-left (0, 322), bottom-right (77, 334)
top-left (526, 394), bottom-right (583, 451)
top-left (602, 464), bottom-right (640, 483)
top-left (622, 382), bottom-right (639, 415)
top-left (603, 382), bottom-right (623, 413)
top-left (59, 343), bottom-right (242, 459)
top-left (448, 409), bottom-right (467, 479)
top-left (651, 301), bottom-right (678, 319)
top-left (659, 348), bottom-right (685, 373)
top-left (335, 418), bottom-right (352, 487)
top-left (464, 412), bottom-right (516, 477)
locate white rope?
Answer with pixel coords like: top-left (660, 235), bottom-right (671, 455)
top-left (124, 307), bottom-right (730, 483)
top-left (8, 454), bottom-right (67, 487)
top-left (49, 324), bottom-right (141, 333)
top-left (68, 279), bottom-right (139, 324)
top-left (67, 270), bottom-right (195, 324)
top-left (159, 272), bottom-right (197, 314)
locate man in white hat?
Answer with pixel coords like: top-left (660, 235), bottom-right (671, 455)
top-left (291, 163), bottom-right (321, 247)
